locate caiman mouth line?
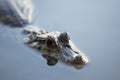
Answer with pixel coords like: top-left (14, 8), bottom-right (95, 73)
top-left (0, 0), bottom-right (88, 70)
top-left (23, 26), bottom-right (88, 69)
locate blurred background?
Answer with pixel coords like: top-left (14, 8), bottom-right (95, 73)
top-left (0, 0), bottom-right (120, 80)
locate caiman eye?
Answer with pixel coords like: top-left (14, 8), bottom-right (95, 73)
top-left (47, 39), bottom-right (57, 48)
top-left (59, 32), bottom-right (70, 43)
top-left (47, 39), bottom-right (53, 46)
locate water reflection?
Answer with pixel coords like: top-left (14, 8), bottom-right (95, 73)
top-left (0, 0), bottom-right (120, 80)
top-left (23, 26), bottom-right (88, 70)
top-left (0, 0), bottom-right (88, 70)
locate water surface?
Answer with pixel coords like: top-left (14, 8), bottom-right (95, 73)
top-left (0, 0), bottom-right (120, 80)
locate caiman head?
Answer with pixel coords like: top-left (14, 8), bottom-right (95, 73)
top-left (24, 26), bottom-right (88, 70)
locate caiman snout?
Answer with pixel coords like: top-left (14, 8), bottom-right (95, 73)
top-left (72, 54), bottom-right (88, 70)
top-left (72, 56), bottom-right (87, 65)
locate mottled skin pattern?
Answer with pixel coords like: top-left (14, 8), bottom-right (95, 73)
top-left (0, 0), bottom-right (88, 69)
top-left (23, 26), bottom-right (88, 69)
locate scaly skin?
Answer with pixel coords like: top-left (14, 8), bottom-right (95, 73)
top-left (0, 0), bottom-right (88, 70)
top-left (24, 26), bottom-right (88, 69)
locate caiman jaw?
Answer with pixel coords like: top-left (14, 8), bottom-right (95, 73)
top-left (23, 26), bottom-right (88, 69)
top-left (61, 43), bottom-right (88, 65)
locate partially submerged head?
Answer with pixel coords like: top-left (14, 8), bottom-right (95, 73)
top-left (58, 32), bottom-right (88, 69)
top-left (24, 26), bottom-right (88, 69)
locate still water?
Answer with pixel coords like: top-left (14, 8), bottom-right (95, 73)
top-left (0, 0), bottom-right (120, 80)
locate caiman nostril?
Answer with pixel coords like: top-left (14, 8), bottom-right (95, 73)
top-left (0, 0), bottom-right (88, 69)
top-left (72, 56), bottom-right (85, 65)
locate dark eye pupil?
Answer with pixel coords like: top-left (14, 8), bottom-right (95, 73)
top-left (47, 39), bottom-right (53, 46)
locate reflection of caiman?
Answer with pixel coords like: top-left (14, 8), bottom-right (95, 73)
top-left (24, 26), bottom-right (88, 69)
top-left (0, 0), bottom-right (88, 69)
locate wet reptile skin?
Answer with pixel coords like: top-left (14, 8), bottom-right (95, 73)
top-left (0, 0), bottom-right (88, 70)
